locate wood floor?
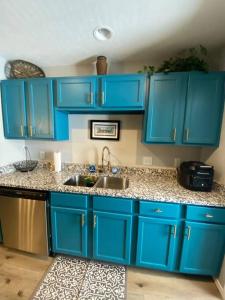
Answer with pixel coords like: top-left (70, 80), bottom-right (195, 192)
top-left (127, 267), bottom-right (221, 300)
top-left (0, 246), bottom-right (222, 300)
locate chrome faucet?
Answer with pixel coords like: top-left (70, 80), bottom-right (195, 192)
top-left (101, 146), bottom-right (111, 173)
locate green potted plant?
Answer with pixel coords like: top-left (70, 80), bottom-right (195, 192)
top-left (138, 45), bottom-right (208, 75)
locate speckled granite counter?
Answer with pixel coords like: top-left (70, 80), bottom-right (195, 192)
top-left (0, 164), bottom-right (225, 207)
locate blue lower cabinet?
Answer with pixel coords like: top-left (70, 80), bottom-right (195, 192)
top-left (136, 217), bottom-right (178, 271)
top-left (93, 211), bottom-right (132, 264)
top-left (51, 207), bottom-right (87, 257)
top-left (179, 221), bottom-right (225, 276)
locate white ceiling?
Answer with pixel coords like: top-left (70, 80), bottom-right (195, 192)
top-left (0, 0), bottom-right (225, 67)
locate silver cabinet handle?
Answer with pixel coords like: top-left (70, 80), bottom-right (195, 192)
top-left (101, 91), bottom-right (105, 105)
top-left (185, 128), bottom-right (189, 141)
top-left (154, 209), bottom-right (163, 213)
top-left (89, 92), bottom-right (93, 105)
top-left (93, 215), bottom-right (96, 228)
top-left (29, 125), bottom-right (36, 137)
top-left (205, 214), bottom-right (213, 218)
top-left (81, 214), bottom-right (85, 227)
top-left (90, 92), bottom-right (93, 104)
top-left (187, 226), bottom-right (191, 240)
top-left (172, 128), bottom-right (176, 141)
top-left (29, 126), bottom-right (36, 137)
top-left (29, 125), bottom-right (33, 137)
top-left (172, 225), bottom-right (177, 238)
top-left (20, 125), bottom-right (24, 137)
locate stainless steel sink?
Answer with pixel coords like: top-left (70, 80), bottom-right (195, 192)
top-left (94, 176), bottom-right (129, 190)
top-left (64, 175), bottom-right (98, 187)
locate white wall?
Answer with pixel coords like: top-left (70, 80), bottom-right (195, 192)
top-left (200, 49), bottom-right (225, 296)
top-left (0, 56), bottom-right (25, 166)
top-left (201, 114), bottom-right (225, 184)
top-left (25, 63), bottom-right (202, 167)
top-left (26, 114), bottom-right (201, 167)
top-left (201, 48), bottom-right (225, 184)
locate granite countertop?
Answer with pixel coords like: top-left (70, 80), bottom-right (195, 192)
top-left (0, 163), bottom-right (225, 207)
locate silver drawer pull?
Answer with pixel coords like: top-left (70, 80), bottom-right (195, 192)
top-left (154, 209), bottom-right (163, 213)
top-left (205, 214), bottom-right (213, 218)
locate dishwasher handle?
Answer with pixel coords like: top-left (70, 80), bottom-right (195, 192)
top-left (0, 187), bottom-right (48, 200)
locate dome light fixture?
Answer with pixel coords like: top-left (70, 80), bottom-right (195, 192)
top-left (93, 26), bottom-right (113, 41)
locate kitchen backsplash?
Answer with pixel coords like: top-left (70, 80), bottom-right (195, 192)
top-left (25, 114), bottom-right (202, 168)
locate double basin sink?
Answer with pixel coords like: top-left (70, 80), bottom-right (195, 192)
top-left (64, 174), bottom-right (129, 190)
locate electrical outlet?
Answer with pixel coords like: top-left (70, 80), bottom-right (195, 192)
top-left (174, 158), bottom-right (181, 167)
top-left (39, 151), bottom-right (45, 160)
top-left (143, 156), bottom-right (153, 166)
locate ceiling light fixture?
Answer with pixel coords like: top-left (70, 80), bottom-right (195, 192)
top-left (93, 26), bottom-right (113, 41)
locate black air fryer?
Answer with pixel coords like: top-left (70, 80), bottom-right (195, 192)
top-left (178, 161), bottom-right (214, 192)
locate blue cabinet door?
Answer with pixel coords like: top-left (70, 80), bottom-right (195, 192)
top-left (93, 211), bottom-right (132, 264)
top-left (136, 217), bottom-right (178, 271)
top-left (145, 73), bottom-right (187, 144)
top-left (56, 76), bottom-right (97, 108)
top-left (27, 79), bottom-right (54, 139)
top-left (1, 80), bottom-right (27, 138)
top-left (51, 207), bottom-right (88, 257)
top-left (180, 221), bottom-right (225, 276)
top-left (183, 73), bottom-right (225, 146)
top-left (100, 74), bottom-right (146, 110)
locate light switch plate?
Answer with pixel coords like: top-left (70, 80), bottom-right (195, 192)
top-left (174, 158), bottom-right (181, 167)
top-left (143, 156), bottom-right (153, 166)
top-left (39, 151), bottom-right (45, 160)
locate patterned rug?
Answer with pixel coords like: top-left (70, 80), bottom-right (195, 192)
top-left (32, 256), bottom-right (126, 300)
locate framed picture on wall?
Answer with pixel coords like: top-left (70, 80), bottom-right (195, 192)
top-left (90, 120), bottom-right (120, 140)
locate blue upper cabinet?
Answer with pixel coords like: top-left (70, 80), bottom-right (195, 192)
top-left (1, 80), bottom-right (27, 139)
top-left (144, 72), bottom-right (225, 147)
top-left (183, 72), bottom-right (225, 146)
top-left (27, 79), bottom-right (54, 139)
top-left (56, 76), bottom-right (97, 108)
top-left (180, 221), bottom-right (225, 276)
top-left (93, 211), bottom-right (132, 264)
top-left (145, 73), bottom-right (187, 143)
top-left (136, 216), bottom-right (178, 271)
top-left (100, 74), bottom-right (146, 110)
top-left (55, 74), bottom-right (146, 111)
top-left (1, 79), bottom-right (68, 140)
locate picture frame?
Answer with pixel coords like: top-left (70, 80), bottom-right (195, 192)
top-left (90, 120), bottom-right (120, 140)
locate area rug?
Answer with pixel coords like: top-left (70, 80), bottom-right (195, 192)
top-left (32, 256), bottom-right (126, 300)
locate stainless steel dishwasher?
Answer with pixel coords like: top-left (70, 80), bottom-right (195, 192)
top-left (0, 187), bottom-right (49, 256)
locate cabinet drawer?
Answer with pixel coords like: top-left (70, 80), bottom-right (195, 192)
top-left (93, 196), bottom-right (133, 214)
top-left (139, 201), bottom-right (181, 219)
top-left (51, 192), bottom-right (88, 209)
top-left (186, 205), bottom-right (225, 224)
